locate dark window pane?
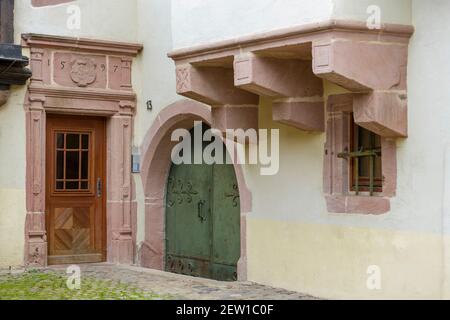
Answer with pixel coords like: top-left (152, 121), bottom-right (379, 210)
top-left (374, 157), bottom-right (382, 178)
top-left (65, 181), bottom-right (79, 190)
top-left (56, 133), bottom-right (64, 149)
top-left (56, 181), bottom-right (64, 190)
top-left (358, 128), bottom-right (371, 150)
top-left (82, 134), bottom-right (89, 149)
top-left (66, 151), bottom-right (80, 179)
top-left (374, 135), bottom-right (381, 149)
top-left (80, 181), bottom-right (89, 190)
top-left (66, 134), bottom-right (80, 149)
top-left (359, 157), bottom-right (370, 177)
top-left (56, 151), bottom-right (64, 179)
top-left (81, 151), bottom-right (89, 179)
top-left (351, 117), bottom-right (383, 191)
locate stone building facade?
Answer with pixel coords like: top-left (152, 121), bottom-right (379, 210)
top-left (0, 0), bottom-right (449, 299)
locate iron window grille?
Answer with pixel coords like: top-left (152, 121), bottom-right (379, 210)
top-left (337, 116), bottom-right (383, 196)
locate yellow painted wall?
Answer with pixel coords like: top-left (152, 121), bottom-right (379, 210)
top-left (247, 218), bottom-right (443, 299)
top-left (0, 84), bottom-right (28, 268)
top-left (0, 189), bottom-right (26, 268)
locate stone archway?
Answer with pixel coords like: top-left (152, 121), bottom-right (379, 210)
top-left (139, 99), bottom-right (251, 281)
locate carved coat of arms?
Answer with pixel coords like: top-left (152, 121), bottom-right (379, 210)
top-left (70, 58), bottom-right (97, 87)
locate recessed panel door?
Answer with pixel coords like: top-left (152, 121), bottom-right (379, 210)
top-left (46, 115), bottom-right (106, 265)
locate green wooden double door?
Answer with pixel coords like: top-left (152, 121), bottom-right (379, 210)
top-left (165, 137), bottom-right (241, 281)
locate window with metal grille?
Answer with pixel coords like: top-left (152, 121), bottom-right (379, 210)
top-left (338, 114), bottom-right (383, 195)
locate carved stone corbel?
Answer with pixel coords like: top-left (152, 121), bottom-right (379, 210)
top-left (233, 53), bottom-right (324, 132)
top-left (212, 105), bottom-right (259, 133)
top-left (176, 64), bottom-right (259, 131)
top-left (312, 39), bottom-right (409, 137)
top-left (273, 101), bottom-right (324, 132)
top-left (312, 40), bottom-right (408, 92)
top-left (169, 20), bottom-right (413, 137)
top-left (176, 64), bottom-right (258, 106)
top-left (353, 91), bottom-right (408, 138)
top-left (234, 53), bottom-right (323, 98)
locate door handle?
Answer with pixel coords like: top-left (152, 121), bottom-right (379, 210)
top-left (96, 177), bottom-right (102, 198)
top-left (197, 200), bottom-right (206, 222)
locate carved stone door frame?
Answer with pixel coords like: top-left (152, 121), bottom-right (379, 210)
top-left (22, 34), bottom-right (142, 267)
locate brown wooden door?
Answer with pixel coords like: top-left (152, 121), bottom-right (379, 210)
top-left (46, 115), bottom-right (106, 265)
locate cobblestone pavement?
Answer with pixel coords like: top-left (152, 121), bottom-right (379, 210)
top-left (41, 263), bottom-right (317, 300)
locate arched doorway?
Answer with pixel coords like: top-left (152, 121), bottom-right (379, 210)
top-left (165, 125), bottom-right (240, 281)
top-left (139, 99), bottom-right (252, 281)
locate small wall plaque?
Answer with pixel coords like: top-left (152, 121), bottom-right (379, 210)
top-left (132, 153), bottom-right (140, 173)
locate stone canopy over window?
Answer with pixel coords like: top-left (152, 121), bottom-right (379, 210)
top-left (168, 19), bottom-right (414, 214)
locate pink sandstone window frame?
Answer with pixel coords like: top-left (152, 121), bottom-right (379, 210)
top-left (323, 94), bottom-right (397, 215)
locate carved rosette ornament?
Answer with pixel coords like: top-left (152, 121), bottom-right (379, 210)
top-left (70, 58), bottom-right (97, 87)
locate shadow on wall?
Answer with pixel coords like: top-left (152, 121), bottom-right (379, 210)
top-left (31, 0), bottom-right (75, 7)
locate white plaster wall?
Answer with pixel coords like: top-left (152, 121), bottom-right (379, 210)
top-left (0, 86), bottom-right (27, 191)
top-left (134, 0), bottom-right (179, 147)
top-left (170, 0), bottom-right (412, 49)
top-left (332, 0), bottom-right (411, 24)
top-left (409, 0), bottom-right (450, 298)
top-left (133, 0), bottom-right (180, 247)
top-left (171, 0), bottom-right (334, 49)
top-left (14, 0), bottom-right (138, 43)
top-left (0, 86), bottom-right (27, 267)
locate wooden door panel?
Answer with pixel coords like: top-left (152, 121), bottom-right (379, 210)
top-left (166, 163), bottom-right (212, 278)
top-left (53, 206), bottom-right (93, 254)
top-left (211, 163), bottom-right (240, 281)
top-left (46, 115), bottom-right (106, 265)
top-left (165, 124), bottom-right (240, 281)
top-left (172, 164), bottom-right (211, 259)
